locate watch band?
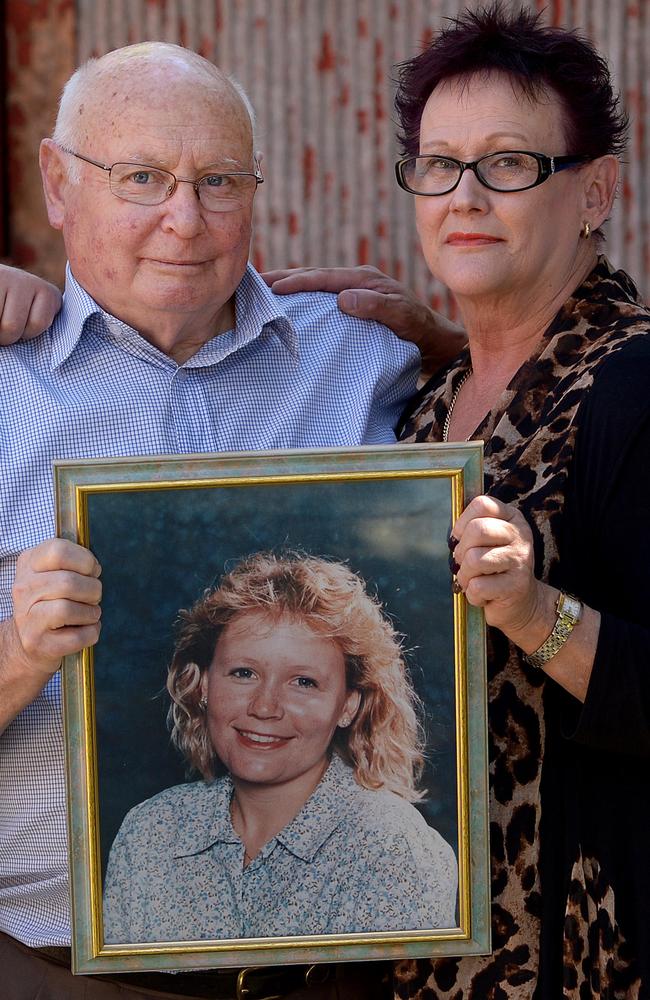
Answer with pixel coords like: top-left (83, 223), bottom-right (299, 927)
top-left (523, 591), bottom-right (583, 669)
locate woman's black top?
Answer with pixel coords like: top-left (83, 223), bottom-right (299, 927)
top-left (396, 258), bottom-right (650, 999)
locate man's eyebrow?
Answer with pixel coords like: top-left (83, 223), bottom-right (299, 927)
top-left (121, 154), bottom-right (244, 171)
top-left (198, 158), bottom-right (246, 172)
top-left (123, 153), bottom-right (170, 167)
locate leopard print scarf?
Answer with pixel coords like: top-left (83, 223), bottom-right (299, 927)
top-left (396, 258), bottom-right (649, 999)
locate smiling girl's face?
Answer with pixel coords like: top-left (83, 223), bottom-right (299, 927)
top-left (202, 611), bottom-right (360, 796)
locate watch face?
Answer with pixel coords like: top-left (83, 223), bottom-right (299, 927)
top-left (527, 593), bottom-right (583, 668)
top-left (558, 593), bottom-right (582, 623)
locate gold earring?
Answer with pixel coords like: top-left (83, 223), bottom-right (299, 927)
top-left (580, 221), bottom-right (591, 240)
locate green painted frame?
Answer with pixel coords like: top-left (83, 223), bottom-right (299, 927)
top-left (55, 442), bottom-right (490, 975)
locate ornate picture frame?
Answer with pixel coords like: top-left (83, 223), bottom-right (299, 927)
top-left (55, 443), bottom-right (490, 974)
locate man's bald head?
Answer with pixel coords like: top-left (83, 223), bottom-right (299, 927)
top-left (52, 42), bottom-right (255, 179)
top-left (40, 40), bottom-right (262, 359)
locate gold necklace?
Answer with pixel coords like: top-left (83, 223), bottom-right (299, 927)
top-left (442, 368), bottom-right (472, 443)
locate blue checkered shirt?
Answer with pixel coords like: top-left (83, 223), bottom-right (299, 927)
top-left (0, 264), bottom-right (419, 946)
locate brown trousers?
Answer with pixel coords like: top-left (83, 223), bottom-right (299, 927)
top-left (0, 932), bottom-right (392, 1000)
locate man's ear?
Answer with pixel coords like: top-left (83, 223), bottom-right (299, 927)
top-left (39, 139), bottom-right (70, 231)
top-left (581, 154), bottom-right (619, 231)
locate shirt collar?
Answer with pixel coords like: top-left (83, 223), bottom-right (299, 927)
top-left (49, 265), bottom-right (103, 371)
top-left (231, 262), bottom-right (298, 363)
top-left (49, 262), bottom-right (298, 372)
top-left (173, 755), bottom-right (358, 862)
top-left (172, 775), bottom-right (238, 859)
top-left (180, 263), bottom-right (298, 369)
top-left (274, 755), bottom-right (358, 861)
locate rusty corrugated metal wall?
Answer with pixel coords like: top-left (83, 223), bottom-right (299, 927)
top-left (5, 0), bottom-right (649, 303)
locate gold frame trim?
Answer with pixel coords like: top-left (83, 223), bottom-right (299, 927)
top-left (57, 445), bottom-right (489, 972)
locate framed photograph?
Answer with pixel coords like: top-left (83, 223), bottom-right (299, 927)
top-left (56, 443), bottom-right (490, 975)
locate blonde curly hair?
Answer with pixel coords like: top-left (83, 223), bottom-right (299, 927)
top-left (167, 551), bottom-right (426, 801)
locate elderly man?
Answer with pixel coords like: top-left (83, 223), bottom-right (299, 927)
top-left (0, 41), bottom-right (423, 1000)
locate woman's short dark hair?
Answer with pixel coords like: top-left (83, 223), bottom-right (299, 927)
top-left (395, 3), bottom-right (628, 160)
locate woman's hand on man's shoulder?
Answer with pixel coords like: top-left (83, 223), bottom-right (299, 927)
top-left (0, 264), bottom-right (62, 344)
top-left (262, 264), bottom-right (467, 377)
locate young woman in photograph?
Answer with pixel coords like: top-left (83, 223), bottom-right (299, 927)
top-left (102, 551), bottom-right (457, 943)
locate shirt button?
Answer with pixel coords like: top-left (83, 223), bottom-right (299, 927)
top-left (174, 368), bottom-right (188, 383)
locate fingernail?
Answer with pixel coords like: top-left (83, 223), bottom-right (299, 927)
top-left (448, 534), bottom-right (459, 551)
top-left (450, 558), bottom-right (460, 575)
top-left (452, 579), bottom-right (463, 595)
top-left (340, 291), bottom-right (358, 311)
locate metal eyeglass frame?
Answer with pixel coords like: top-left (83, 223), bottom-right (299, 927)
top-left (57, 146), bottom-right (264, 205)
top-left (395, 150), bottom-right (590, 195)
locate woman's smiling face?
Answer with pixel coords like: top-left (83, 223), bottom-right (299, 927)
top-left (202, 611), bottom-right (360, 794)
top-left (413, 71), bottom-right (588, 308)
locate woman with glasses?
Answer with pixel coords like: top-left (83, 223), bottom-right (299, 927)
top-left (391, 6), bottom-right (650, 998)
top-left (267, 6), bottom-right (650, 998)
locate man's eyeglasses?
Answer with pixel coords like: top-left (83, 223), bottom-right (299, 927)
top-left (58, 147), bottom-right (264, 211)
top-left (395, 150), bottom-right (590, 196)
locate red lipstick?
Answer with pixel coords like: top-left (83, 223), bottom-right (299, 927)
top-left (446, 232), bottom-right (502, 245)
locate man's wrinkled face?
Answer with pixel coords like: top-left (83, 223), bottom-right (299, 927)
top-left (56, 67), bottom-right (256, 340)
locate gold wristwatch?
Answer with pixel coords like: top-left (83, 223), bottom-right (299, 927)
top-left (523, 591), bottom-right (583, 669)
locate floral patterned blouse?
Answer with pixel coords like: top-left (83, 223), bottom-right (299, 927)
top-left (103, 754), bottom-right (457, 943)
